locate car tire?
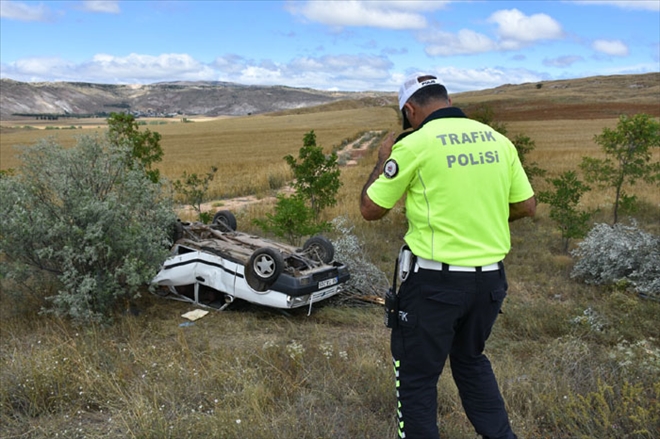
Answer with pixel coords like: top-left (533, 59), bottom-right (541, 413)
top-left (245, 247), bottom-right (284, 291)
top-left (212, 210), bottom-right (237, 231)
top-left (303, 236), bottom-right (334, 264)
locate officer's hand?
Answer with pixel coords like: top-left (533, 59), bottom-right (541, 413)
top-left (378, 132), bottom-right (396, 162)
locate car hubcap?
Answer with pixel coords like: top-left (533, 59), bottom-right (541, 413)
top-left (255, 256), bottom-right (275, 276)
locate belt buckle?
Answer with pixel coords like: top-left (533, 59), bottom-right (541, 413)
top-left (448, 265), bottom-right (476, 272)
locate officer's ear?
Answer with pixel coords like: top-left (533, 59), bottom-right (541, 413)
top-left (402, 103), bottom-right (411, 120)
top-left (403, 102), bottom-right (416, 125)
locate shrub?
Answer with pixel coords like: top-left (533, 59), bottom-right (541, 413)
top-left (253, 194), bottom-right (329, 245)
top-left (172, 166), bottom-right (218, 223)
top-left (0, 135), bottom-right (177, 323)
top-left (267, 173), bottom-right (287, 190)
top-left (538, 170), bottom-right (594, 252)
top-left (544, 379), bottom-right (660, 438)
top-left (330, 216), bottom-right (388, 301)
top-left (571, 222), bottom-right (660, 299)
top-left (256, 130), bottom-right (341, 243)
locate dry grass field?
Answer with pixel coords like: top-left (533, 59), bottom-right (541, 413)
top-left (1, 73), bottom-right (659, 438)
top-left (1, 107), bottom-right (398, 201)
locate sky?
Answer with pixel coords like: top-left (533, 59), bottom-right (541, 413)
top-left (1, 0), bottom-right (659, 94)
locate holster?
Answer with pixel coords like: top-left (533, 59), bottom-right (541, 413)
top-left (384, 271), bottom-right (398, 329)
top-left (385, 246), bottom-right (414, 328)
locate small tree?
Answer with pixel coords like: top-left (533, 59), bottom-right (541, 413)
top-left (580, 113), bottom-right (660, 224)
top-left (173, 166), bottom-right (218, 223)
top-left (284, 130), bottom-right (341, 216)
top-left (107, 112), bottom-right (164, 183)
top-left (253, 194), bottom-right (329, 245)
top-left (0, 136), bottom-right (176, 323)
top-left (538, 170), bottom-right (594, 253)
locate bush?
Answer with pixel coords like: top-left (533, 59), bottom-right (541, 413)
top-left (253, 194), bottom-right (329, 245)
top-left (0, 135), bottom-right (177, 323)
top-left (330, 216), bottom-right (388, 301)
top-left (571, 222), bottom-right (660, 299)
top-left (543, 380), bottom-right (660, 438)
top-left (538, 170), bottom-right (594, 252)
top-left (172, 166), bottom-right (218, 223)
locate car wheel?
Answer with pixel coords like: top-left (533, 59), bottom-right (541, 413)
top-left (245, 247), bottom-right (284, 291)
top-left (212, 210), bottom-right (237, 231)
top-left (303, 236), bottom-right (334, 264)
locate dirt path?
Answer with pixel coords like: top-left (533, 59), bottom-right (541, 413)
top-left (178, 131), bottom-right (381, 215)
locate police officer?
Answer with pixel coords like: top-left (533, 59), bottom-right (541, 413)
top-left (360, 73), bottom-right (536, 439)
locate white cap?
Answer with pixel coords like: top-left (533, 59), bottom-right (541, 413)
top-left (398, 72), bottom-right (442, 110)
top-left (398, 72), bottom-right (443, 129)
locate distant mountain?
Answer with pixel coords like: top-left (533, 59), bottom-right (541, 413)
top-left (0, 79), bottom-right (389, 120)
top-left (1, 73), bottom-right (658, 121)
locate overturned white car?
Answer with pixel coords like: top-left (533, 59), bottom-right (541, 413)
top-left (152, 211), bottom-right (350, 312)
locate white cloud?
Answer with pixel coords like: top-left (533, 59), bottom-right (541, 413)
top-left (235, 54), bottom-right (394, 90)
top-left (83, 53), bottom-right (216, 82)
top-left (285, 0), bottom-right (450, 30)
top-left (81, 1), bottom-right (121, 14)
top-left (598, 62), bottom-right (660, 75)
top-left (9, 57), bottom-right (76, 76)
top-left (0, 49), bottom-right (548, 93)
top-left (418, 9), bottom-right (564, 57)
top-left (302, 54), bottom-right (391, 73)
top-left (488, 9), bottom-right (564, 43)
top-left (1, 50), bottom-right (399, 91)
top-left (212, 55), bottom-right (249, 75)
top-left (570, 1), bottom-right (660, 12)
top-left (0, 1), bottom-right (51, 21)
top-left (3, 49), bottom-right (649, 94)
top-left (421, 29), bottom-right (496, 56)
top-left (431, 66), bottom-right (546, 92)
top-left (1, 53), bottom-right (217, 83)
top-left (543, 55), bottom-right (584, 67)
top-left (241, 66), bottom-right (284, 84)
top-left (592, 39), bottom-right (629, 56)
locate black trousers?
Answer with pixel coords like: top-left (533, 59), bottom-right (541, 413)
top-left (391, 264), bottom-right (517, 439)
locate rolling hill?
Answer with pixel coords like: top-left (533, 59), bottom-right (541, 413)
top-left (0, 79), bottom-right (390, 120)
top-left (1, 73), bottom-right (658, 122)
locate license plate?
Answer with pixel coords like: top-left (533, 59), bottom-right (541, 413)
top-left (318, 277), bottom-right (338, 289)
top-left (312, 287), bottom-right (337, 301)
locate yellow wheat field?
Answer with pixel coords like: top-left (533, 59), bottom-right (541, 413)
top-left (2, 107), bottom-right (658, 214)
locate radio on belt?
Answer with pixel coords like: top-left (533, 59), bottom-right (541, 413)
top-left (385, 246), bottom-right (414, 328)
